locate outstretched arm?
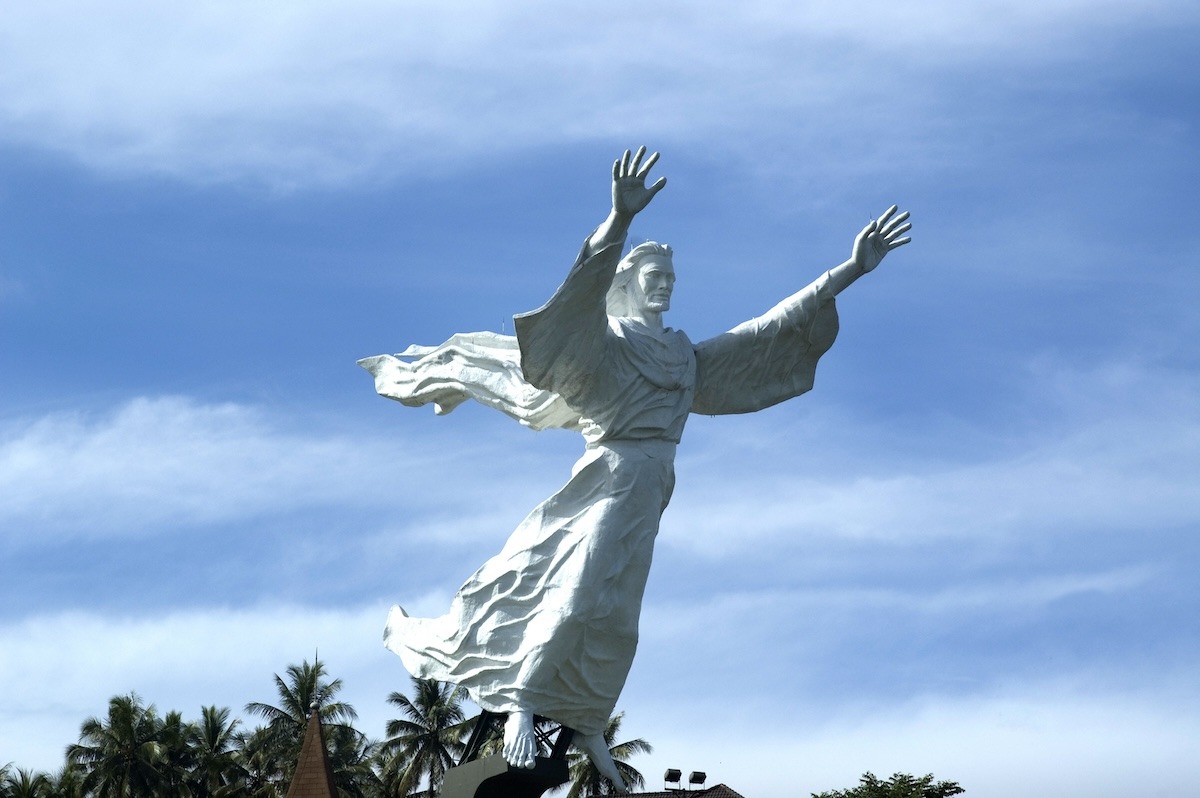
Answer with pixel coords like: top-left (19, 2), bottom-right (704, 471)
top-left (824, 205), bottom-right (912, 295)
top-left (585, 146), bottom-right (667, 256)
top-left (515, 147), bottom-right (664, 402)
top-left (692, 205), bottom-right (911, 415)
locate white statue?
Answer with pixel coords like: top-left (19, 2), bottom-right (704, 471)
top-left (360, 147), bottom-right (910, 786)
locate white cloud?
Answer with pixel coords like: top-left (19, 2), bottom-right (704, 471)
top-left (0, 394), bottom-right (585, 549)
top-left (0, 0), bottom-right (1190, 187)
top-left (643, 565), bottom-right (1155, 637)
top-left (6, 353), bottom-right (1197, 559)
top-left (0, 397), bottom-right (369, 535)
top-left (0, 600), bottom-right (452, 773)
top-left (5, 597), bottom-right (1196, 798)
top-left (625, 681), bottom-right (1200, 798)
top-left (630, 565), bottom-right (1163, 702)
top-left (1, 359), bottom-right (1193, 785)
top-left (0, 395), bottom-right (551, 541)
top-left (664, 359), bottom-right (1200, 553)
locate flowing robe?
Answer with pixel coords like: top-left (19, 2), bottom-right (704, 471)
top-left (361, 237), bottom-right (840, 735)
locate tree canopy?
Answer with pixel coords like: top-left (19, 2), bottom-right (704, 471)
top-left (812, 771), bottom-right (965, 798)
top-left (4, 660), bottom-right (969, 798)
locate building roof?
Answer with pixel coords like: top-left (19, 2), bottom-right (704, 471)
top-left (284, 705), bottom-right (338, 798)
top-left (632, 785), bottom-right (747, 798)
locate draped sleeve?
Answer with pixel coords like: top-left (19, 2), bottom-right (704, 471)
top-left (357, 331), bottom-right (584, 432)
top-left (512, 237), bottom-right (625, 411)
top-left (691, 269), bottom-right (841, 415)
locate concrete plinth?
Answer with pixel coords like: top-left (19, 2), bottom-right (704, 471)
top-left (440, 754), bottom-right (570, 798)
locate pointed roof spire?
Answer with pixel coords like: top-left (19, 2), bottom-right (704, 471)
top-left (284, 700), bottom-right (337, 798)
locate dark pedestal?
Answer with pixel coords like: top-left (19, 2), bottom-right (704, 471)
top-left (441, 754), bottom-right (569, 798)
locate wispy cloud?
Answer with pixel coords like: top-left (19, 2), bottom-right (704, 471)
top-left (634, 564), bottom-right (1164, 697)
top-left (0, 602), bottom-right (424, 771)
top-left (647, 566), bottom-right (1156, 626)
top-left (627, 680), bottom-right (1200, 798)
top-left (667, 359), bottom-right (1200, 553)
top-left (0, 370), bottom-right (1193, 792)
top-left (1, 1), bottom-right (1191, 187)
top-left (0, 397), bottom-right (361, 535)
top-left (5, 593), bottom-right (1194, 797)
top-left (6, 352), bottom-right (1196, 556)
top-left (0, 395), bottom-right (578, 546)
top-left (0, 395), bottom-right (518, 540)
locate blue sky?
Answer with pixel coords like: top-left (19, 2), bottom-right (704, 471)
top-left (2, 2), bottom-right (1199, 795)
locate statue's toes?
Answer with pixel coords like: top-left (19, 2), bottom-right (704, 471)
top-left (503, 741), bottom-right (536, 770)
top-left (520, 740), bottom-right (538, 769)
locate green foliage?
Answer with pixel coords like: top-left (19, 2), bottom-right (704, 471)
top-left (188, 705), bottom-right (244, 797)
top-left (66, 692), bottom-right (175, 797)
top-left (12, 663), bottom-right (661, 798)
top-left (5, 767), bottom-right (52, 798)
top-left (565, 712), bottom-right (651, 798)
top-left (244, 657), bottom-right (371, 797)
top-left (245, 656), bottom-right (359, 784)
top-left (812, 771), bottom-right (965, 798)
top-left (232, 726), bottom-right (285, 798)
top-left (323, 723), bottom-right (382, 798)
top-left (46, 764), bottom-right (87, 798)
top-left (379, 677), bottom-right (469, 797)
top-left (44, 659), bottom-right (383, 798)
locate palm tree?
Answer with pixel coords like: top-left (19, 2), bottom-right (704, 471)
top-left (245, 658), bottom-right (358, 731)
top-left (45, 764), bottom-right (86, 798)
top-left (565, 712), bottom-right (651, 798)
top-left (229, 726), bottom-right (283, 798)
top-left (188, 706), bottom-right (242, 797)
top-left (5, 769), bottom-right (50, 798)
top-left (158, 710), bottom-right (196, 796)
top-left (246, 657), bottom-right (365, 795)
top-left (378, 678), bottom-right (469, 797)
top-left (245, 658), bottom-right (358, 782)
top-left (66, 693), bottom-right (171, 797)
top-left (324, 723), bottom-right (383, 798)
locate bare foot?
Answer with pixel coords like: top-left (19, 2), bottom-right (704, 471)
top-left (503, 710), bottom-right (538, 769)
top-left (574, 733), bottom-right (626, 792)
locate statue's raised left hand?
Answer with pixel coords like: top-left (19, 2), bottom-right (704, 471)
top-left (612, 146), bottom-right (667, 218)
top-left (852, 205), bottom-right (912, 273)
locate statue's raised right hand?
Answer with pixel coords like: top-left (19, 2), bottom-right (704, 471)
top-left (612, 146), bottom-right (667, 218)
top-left (852, 205), bottom-right (912, 274)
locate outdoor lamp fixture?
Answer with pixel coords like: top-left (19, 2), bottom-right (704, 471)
top-left (664, 769), bottom-right (682, 788)
top-left (689, 771), bottom-right (707, 788)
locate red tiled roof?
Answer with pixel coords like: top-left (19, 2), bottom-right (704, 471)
top-left (284, 709), bottom-right (338, 798)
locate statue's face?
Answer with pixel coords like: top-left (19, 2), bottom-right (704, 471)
top-left (633, 257), bottom-right (675, 314)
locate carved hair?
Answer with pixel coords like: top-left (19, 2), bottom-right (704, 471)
top-left (606, 242), bottom-right (673, 318)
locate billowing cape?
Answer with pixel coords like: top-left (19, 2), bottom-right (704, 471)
top-left (357, 331), bottom-right (583, 432)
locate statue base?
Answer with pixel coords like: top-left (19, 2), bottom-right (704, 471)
top-left (441, 754), bottom-right (569, 798)
top-left (440, 711), bottom-right (576, 798)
